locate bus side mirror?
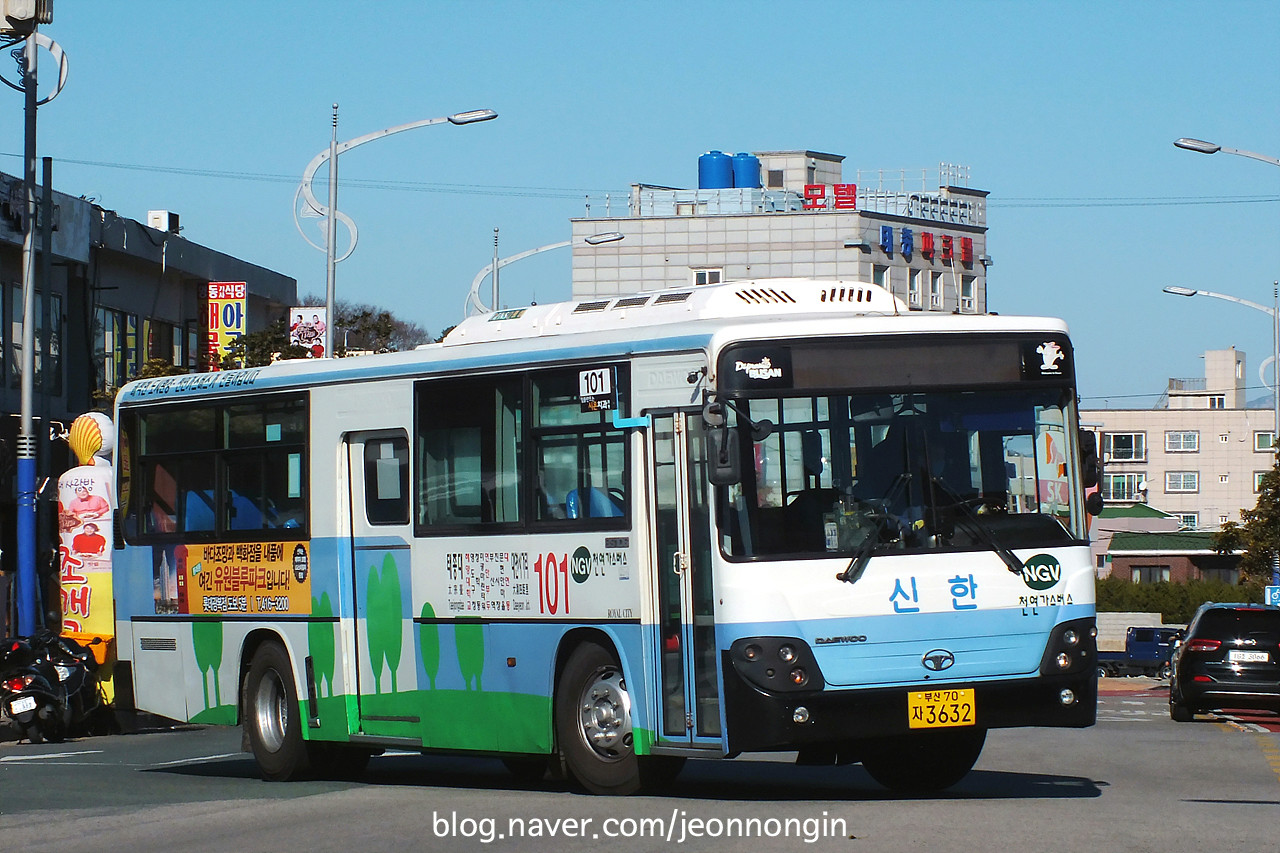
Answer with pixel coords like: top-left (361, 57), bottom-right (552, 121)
top-left (1085, 492), bottom-right (1104, 516)
top-left (707, 429), bottom-right (741, 486)
top-left (1079, 429), bottom-right (1100, 489)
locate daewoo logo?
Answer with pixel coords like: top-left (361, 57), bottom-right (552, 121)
top-left (734, 357), bottom-right (783, 381)
top-left (922, 649), bottom-right (955, 671)
top-left (1020, 554), bottom-right (1062, 591)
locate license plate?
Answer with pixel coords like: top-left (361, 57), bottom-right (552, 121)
top-left (9, 695), bottom-right (37, 716)
top-left (1228, 650), bottom-right (1269, 663)
top-left (908, 688), bottom-right (976, 729)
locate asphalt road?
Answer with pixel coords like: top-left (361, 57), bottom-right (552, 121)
top-left (1, 679), bottom-right (1277, 853)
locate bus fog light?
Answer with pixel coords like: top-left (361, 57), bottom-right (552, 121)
top-left (743, 644), bottom-right (762, 661)
top-left (1062, 629), bottom-right (1079, 646)
top-left (793, 706), bottom-right (810, 724)
top-left (789, 667), bottom-right (808, 686)
top-left (1055, 652), bottom-right (1071, 669)
top-left (1059, 689), bottom-right (1076, 706)
top-left (778, 644), bottom-right (798, 663)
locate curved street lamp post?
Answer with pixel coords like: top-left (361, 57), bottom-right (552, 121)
top-left (464, 231), bottom-right (624, 317)
top-left (1172, 135), bottom-right (1280, 586)
top-left (295, 106), bottom-right (497, 357)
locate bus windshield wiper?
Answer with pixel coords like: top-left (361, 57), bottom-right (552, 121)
top-left (938, 482), bottom-right (1024, 575)
top-left (836, 473), bottom-right (909, 585)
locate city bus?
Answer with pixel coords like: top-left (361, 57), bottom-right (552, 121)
top-left (109, 277), bottom-right (1099, 794)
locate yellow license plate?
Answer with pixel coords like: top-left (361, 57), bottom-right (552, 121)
top-left (907, 688), bottom-right (976, 729)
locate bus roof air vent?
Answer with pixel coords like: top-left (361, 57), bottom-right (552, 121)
top-left (820, 286), bottom-right (876, 305)
top-left (734, 287), bottom-right (798, 305)
top-left (613, 296), bottom-right (650, 309)
top-left (573, 300), bottom-right (611, 314)
top-left (653, 291), bottom-right (693, 305)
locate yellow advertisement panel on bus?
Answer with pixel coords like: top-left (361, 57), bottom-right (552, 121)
top-left (175, 541), bottom-right (311, 616)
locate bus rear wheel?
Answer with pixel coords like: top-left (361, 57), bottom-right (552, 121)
top-left (245, 641), bottom-right (314, 781)
top-left (556, 641), bottom-right (641, 795)
top-left (859, 727), bottom-right (987, 793)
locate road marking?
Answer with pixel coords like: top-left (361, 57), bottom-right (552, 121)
top-left (0, 750), bottom-right (103, 762)
top-left (1258, 735), bottom-right (1280, 785)
top-left (145, 752), bottom-right (243, 768)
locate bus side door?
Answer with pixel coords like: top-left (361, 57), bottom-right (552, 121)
top-left (650, 411), bottom-right (722, 747)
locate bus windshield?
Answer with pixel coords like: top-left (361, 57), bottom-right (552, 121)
top-left (716, 387), bottom-right (1084, 559)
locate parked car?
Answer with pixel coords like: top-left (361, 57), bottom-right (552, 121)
top-left (1098, 626), bottom-right (1181, 679)
top-left (1169, 602), bottom-right (1280, 722)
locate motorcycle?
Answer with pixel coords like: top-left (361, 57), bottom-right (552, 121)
top-left (1, 632), bottom-right (108, 743)
top-left (1, 635), bottom-right (67, 743)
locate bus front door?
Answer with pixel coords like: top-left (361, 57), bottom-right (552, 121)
top-left (651, 412), bottom-right (722, 748)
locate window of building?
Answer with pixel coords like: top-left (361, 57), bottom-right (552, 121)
top-left (692, 268), bottom-right (722, 287)
top-left (1174, 512), bottom-right (1198, 529)
top-left (1209, 395), bottom-right (1225, 409)
top-left (1256, 431), bottom-right (1276, 452)
top-left (908, 269), bottom-right (922, 308)
top-left (145, 318), bottom-right (185, 368)
top-left (8, 286), bottom-right (63, 395)
top-left (1165, 471), bottom-right (1198, 493)
top-left (1256, 471), bottom-right (1269, 492)
top-left (960, 275), bottom-right (975, 313)
top-left (1101, 472), bottom-right (1146, 501)
top-left (1104, 432), bottom-right (1146, 462)
top-left (1219, 473), bottom-right (1229, 484)
top-left (1219, 433), bottom-right (1229, 444)
top-left (1165, 430), bottom-right (1199, 453)
top-left (94, 306), bottom-right (139, 394)
top-left (1131, 565), bottom-right (1170, 584)
top-left (929, 271), bottom-right (944, 310)
top-left (1219, 514), bottom-right (1229, 525)
top-left (767, 169), bottom-right (784, 189)
top-left (872, 264), bottom-right (889, 289)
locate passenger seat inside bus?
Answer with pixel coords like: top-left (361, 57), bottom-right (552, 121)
top-left (565, 487), bottom-right (623, 519)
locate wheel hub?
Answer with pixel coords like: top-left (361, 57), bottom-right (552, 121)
top-left (577, 667), bottom-right (633, 760)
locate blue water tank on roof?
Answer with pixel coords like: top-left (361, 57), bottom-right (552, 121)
top-left (732, 152), bottom-right (761, 189)
top-left (698, 150), bottom-right (734, 189)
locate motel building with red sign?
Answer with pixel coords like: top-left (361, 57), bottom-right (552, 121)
top-left (568, 150), bottom-right (989, 314)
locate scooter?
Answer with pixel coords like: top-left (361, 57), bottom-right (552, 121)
top-left (1, 635), bottom-right (69, 744)
top-left (43, 633), bottom-right (109, 736)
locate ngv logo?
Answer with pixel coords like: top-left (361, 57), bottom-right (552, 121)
top-left (1020, 555), bottom-right (1062, 591)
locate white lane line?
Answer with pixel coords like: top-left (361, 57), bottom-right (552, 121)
top-left (145, 752), bottom-right (244, 768)
top-left (0, 750), bottom-right (103, 762)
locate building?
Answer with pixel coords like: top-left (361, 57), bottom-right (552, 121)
top-left (0, 168), bottom-right (296, 576)
top-left (569, 150), bottom-right (990, 313)
top-left (1105, 530), bottom-right (1239, 585)
top-left (1081, 348), bottom-right (1274, 533)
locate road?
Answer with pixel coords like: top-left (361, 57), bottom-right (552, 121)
top-left (1, 679), bottom-right (1277, 853)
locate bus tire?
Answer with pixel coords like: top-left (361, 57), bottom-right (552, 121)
top-left (245, 642), bottom-right (314, 782)
top-left (859, 727), bottom-right (986, 793)
top-left (555, 641), bottom-right (641, 795)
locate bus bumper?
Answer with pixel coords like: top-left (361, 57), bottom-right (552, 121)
top-left (721, 654), bottom-right (1097, 756)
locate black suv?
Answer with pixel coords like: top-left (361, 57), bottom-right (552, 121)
top-left (1169, 602), bottom-right (1280, 722)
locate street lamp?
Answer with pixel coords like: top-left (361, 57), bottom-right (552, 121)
top-left (464, 231), bottom-right (625, 317)
top-left (295, 106), bottom-right (497, 358)
top-left (1174, 136), bottom-right (1280, 586)
top-left (1163, 283), bottom-right (1280, 585)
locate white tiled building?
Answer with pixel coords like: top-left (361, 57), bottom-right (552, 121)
top-left (568, 150), bottom-right (989, 314)
top-left (1081, 348), bottom-right (1276, 531)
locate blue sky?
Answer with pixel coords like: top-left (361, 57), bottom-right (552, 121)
top-left (5, 0), bottom-right (1278, 407)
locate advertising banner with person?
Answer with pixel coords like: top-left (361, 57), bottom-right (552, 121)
top-left (58, 413), bottom-right (116, 667)
top-left (289, 306), bottom-right (327, 358)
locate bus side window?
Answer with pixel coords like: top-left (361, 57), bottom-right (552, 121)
top-left (364, 435), bottom-right (410, 525)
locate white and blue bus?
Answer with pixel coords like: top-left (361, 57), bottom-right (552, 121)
top-left (110, 278), bottom-right (1099, 794)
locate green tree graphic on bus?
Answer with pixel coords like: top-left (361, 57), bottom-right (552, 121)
top-left (192, 620), bottom-right (223, 710)
top-left (456, 618), bottom-right (484, 691)
top-left (419, 601), bottom-right (440, 690)
top-left (365, 552), bottom-right (403, 693)
top-left (308, 592), bottom-right (336, 697)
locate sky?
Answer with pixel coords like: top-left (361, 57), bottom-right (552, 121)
top-left (4, 0), bottom-right (1279, 408)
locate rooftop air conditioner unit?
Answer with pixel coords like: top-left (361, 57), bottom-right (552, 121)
top-left (147, 210), bottom-right (180, 233)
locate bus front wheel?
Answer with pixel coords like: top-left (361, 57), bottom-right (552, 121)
top-left (245, 641), bottom-right (314, 782)
top-left (556, 641), bottom-right (641, 795)
top-left (859, 727), bottom-right (986, 793)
